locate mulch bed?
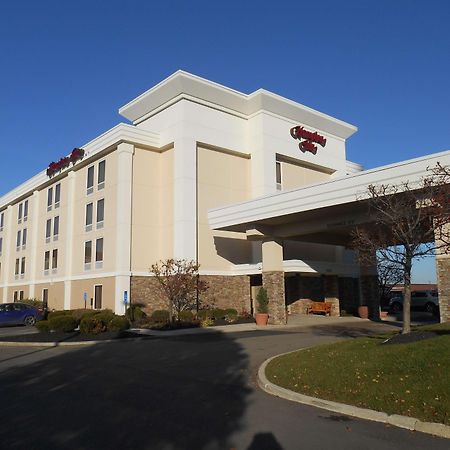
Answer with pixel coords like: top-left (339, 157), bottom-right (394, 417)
top-left (0, 330), bottom-right (148, 343)
top-left (382, 331), bottom-right (439, 345)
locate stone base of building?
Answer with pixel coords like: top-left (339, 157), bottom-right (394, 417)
top-left (130, 275), bottom-right (251, 315)
top-left (262, 271), bottom-right (286, 325)
top-left (436, 256), bottom-right (450, 322)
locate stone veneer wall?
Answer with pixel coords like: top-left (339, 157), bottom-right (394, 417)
top-left (286, 276), bottom-right (324, 315)
top-left (262, 271), bottom-right (286, 325)
top-left (360, 275), bottom-right (380, 320)
top-left (324, 275), bottom-right (340, 317)
top-left (130, 275), bottom-right (250, 314)
top-left (436, 257), bottom-right (449, 322)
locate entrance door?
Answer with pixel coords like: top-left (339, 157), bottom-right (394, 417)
top-left (94, 285), bottom-right (103, 309)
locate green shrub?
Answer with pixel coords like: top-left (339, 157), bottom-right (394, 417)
top-left (200, 317), bottom-right (214, 327)
top-left (212, 309), bottom-right (226, 320)
top-left (197, 309), bottom-right (213, 320)
top-left (95, 309), bottom-right (115, 324)
top-left (80, 316), bottom-right (106, 334)
top-left (151, 310), bottom-right (170, 322)
top-left (126, 305), bottom-right (146, 322)
top-left (107, 316), bottom-right (130, 332)
top-left (47, 310), bottom-right (71, 321)
top-left (71, 309), bottom-right (98, 323)
top-left (256, 287), bottom-right (269, 314)
top-left (36, 320), bottom-right (50, 333)
top-left (225, 312), bottom-right (238, 323)
top-left (21, 298), bottom-right (45, 310)
top-left (178, 310), bottom-right (194, 322)
top-left (48, 315), bottom-right (77, 333)
top-left (225, 308), bottom-right (238, 316)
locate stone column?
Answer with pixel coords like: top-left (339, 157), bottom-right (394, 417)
top-left (262, 239), bottom-right (286, 324)
top-left (360, 265), bottom-right (380, 320)
top-left (63, 171), bottom-right (76, 310)
top-left (436, 256), bottom-right (449, 322)
top-left (324, 275), bottom-right (340, 316)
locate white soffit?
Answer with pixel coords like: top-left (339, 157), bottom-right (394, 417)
top-left (208, 150), bottom-right (450, 231)
top-left (119, 71), bottom-right (357, 139)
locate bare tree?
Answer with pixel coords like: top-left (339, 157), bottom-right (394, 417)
top-left (150, 259), bottom-right (208, 322)
top-left (352, 163), bottom-right (450, 334)
top-left (377, 260), bottom-right (403, 307)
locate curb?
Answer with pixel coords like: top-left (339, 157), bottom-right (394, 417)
top-left (0, 335), bottom-right (155, 347)
top-left (257, 350), bottom-right (450, 439)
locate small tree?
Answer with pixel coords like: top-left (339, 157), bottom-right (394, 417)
top-left (377, 260), bottom-right (403, 307)
top-left (352, 163), bottom-right (450, 334)
top-left (150, 259), bottom-right (208, 322)
top-left (256, 287), bottom-right (269, 314)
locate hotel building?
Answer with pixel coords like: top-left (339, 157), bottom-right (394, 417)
top-left (0, 71), bottom-right (448, 323)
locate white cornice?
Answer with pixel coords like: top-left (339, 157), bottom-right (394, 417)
top-left (209, 150), bottom-right (450, 231)
top-left (0, 124), bottom-right (160, 210)
top-left (119, 70), bottom-right (357, 139)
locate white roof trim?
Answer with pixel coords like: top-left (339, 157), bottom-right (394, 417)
top-left (119, 70), bottom-right (357, 139)
top-left (208, 150), bottom-right (450, 230)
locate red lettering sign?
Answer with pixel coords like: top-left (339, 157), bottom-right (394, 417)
top-left (290, 126), bottom-right (326, 154)
top-left (47, 148), bottom-right (85, 177)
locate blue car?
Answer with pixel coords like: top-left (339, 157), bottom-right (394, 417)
top-left (0, 303), bottom-right (43, 326)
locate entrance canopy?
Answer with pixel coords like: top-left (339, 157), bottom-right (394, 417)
top-left (209, 151), bottom-right (450, 246)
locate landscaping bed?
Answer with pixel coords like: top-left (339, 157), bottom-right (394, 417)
top-left (265, 322), bottom-right (450, 425)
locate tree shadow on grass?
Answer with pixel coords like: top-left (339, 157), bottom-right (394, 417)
top-left (0, 333), bottom-right (250, 450)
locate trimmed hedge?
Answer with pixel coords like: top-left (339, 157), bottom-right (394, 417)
top-left (126, 305), bottom-right (146, 322)
top-left (36, 320), bottom-right (50, 333)
top-left (48, 315), bottom-right (77, 333)
top-left (80, 315), bottom-right (106, 334)
top-left (197, 309), bottom-right (213, 320)
top-left (212, 309), bottom-right (226, 320)
top-left (107, 316), bottom-right (130, 332)
top-left (47, 310), bottom-right (72, 321)
top-left (151, 310), bottom-right (170, 322)
top-left (225, 308), bottom-right (238, 316)
top-left (178, 310), bottom-right (194, 322)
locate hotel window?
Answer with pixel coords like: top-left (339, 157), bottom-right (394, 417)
top-left (54, 184), bottom-right (61, 208)
top-left (22, 228), bottom-right (27, 250)
top-left (0, 212), bottom-right (3, 231)
top-left (16, 230), bottom-right (21, 250)
top-left (20, 257), bottom-right (26, 278)
top-left (96, 199), bottom-right (104, 229)
top-left (95, 237), bottom-right (103, 269)
top-left (19, 290), bottom-right (24, 301)
top-left (84, 240), bottom-right (92, 270)
top-left (85, 203), bottom-right (93, 231)
top-left (53, 216), bottom-right (59, 241)
top-left (0, 237), bottom-right (2, 255)
top-left (13, 291), bottom-right (18, 302)
top-left (44, 251), bottom-right (50, 274)
top-left (18, 203), bottom-right (23, 223)
top-left (47, 187), bottom-right (53, 211)
top-left (87, 166), bottom-right (94, 195)
top-left (52, 249), bottom-right (58, 273)
top-left (15, 258), bottom-right (19, 278)
top-left (98, 160), bottom-right (106, 190)
top-left (276, 161), bottom-right (282, 191)
top-left (45, 219), bottom-right (51, 243)
top-left (42, 289), bottom-right (48, 309)
top-left (23, 199), bottom-right (28, 221)
top-left (94, 285), bottom-right (103, 309)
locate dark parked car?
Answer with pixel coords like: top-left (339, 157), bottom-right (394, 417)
top-left (0, 303), bottom-right (43, 326)
top-left (389, 290), bottom-right (440, 315)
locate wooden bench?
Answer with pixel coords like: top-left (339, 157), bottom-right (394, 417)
top-left (307, 301), bottom-right (332, 316)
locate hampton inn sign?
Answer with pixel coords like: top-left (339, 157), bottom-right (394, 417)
top-left (46, 148), bottom-right (85, 178)
top-left (290, 126), bottom-right (327, 154)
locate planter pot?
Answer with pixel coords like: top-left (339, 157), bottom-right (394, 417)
top-left (380, 311), bottom-right (389, 320)
top-left (255, 313), bottom-right (269, 326)
top-left (358, 306), bottom-right (369, 319)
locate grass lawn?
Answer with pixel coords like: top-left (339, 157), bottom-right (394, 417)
top-left (265, 323), bottom-right (450, 425)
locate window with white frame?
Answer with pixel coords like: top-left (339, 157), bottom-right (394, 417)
top-left (0, 212), bottom-right (3, 231)
top-left (84, 240), bottom-right (92, 270)
top-left (85, 203), bottom-right (93, 231)
top-left (20, 257), bottom-right (26, 278)
top-left (276, 161), bottom-right (282, 190)
top-left (42, 289), bottom-right (48, 308)
top-left (96, 199), bottom-right (104, 229)
top-left (15, 258), bottom-right (19, 277)
top-left (18, 203), bottom-right (23, 223)
top-left (53, 216), bottom-right (59, 241)
top-left (16, 230), bottom-right (21, 250)
top-left (23, 199), bottom-right (28, 221)
top-left (47, 187), bottom-right (53, 211)
top-left (98, 160), bottom-right (106, 190)
top-left (52, 249), bottom-right (58, 272)
top-left (44, 251), bottom-right (50, 273)
top-left (45, 219), bottom-right (51, 243)
top-left (22, 228), bottom-right (27, 250)
top-left (87, 166), bottom-right (94, 195)
top-left (0, 237), bottom-right (2, 256)
top-left (54, 184), bottom-right (61, 208)
top-left (19, 290), bottom-right (24, 301)
top-left (13, 291), bottom-right (18, 302)
top-left (95, 237), bottom-right (103, 269)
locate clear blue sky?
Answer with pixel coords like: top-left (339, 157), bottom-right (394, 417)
top-left (1, 0), bottom-right (449, 282)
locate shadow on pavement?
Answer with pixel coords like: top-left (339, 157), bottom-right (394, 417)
top-left (0, 332), bottom-right (251, 450)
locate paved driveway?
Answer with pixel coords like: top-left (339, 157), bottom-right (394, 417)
top-left (0, 319), bottom-right (447, 450)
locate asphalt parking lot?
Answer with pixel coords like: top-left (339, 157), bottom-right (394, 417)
top-left (0, 319), bottom-right (448, 450)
